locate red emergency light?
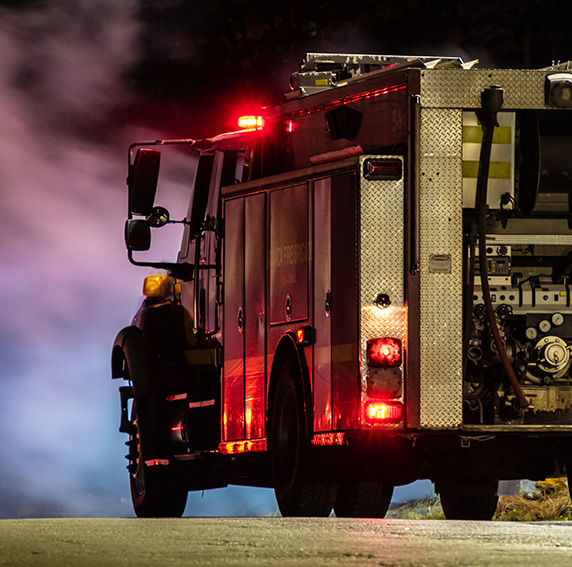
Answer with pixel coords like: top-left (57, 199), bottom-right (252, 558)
top-left (367, 337), bottom-right (402, 368)
top-left (365, 402), bottom-right (402, 422)
top-left (238, 115), bottom-right (264, 129)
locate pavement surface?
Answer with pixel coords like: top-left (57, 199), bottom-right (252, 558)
top-left (1, 517), bottom-right (572, 566)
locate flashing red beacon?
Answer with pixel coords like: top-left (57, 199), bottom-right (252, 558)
top-left (367, 337), bottom-right (402, 368)
top-left (238, 115), bottom-right (264, 129)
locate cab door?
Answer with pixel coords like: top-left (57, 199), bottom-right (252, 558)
top-left (223, 192), bottom-right (266, 441)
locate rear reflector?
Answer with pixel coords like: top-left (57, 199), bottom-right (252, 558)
top-left (366, 402), bottom-right (402, 422)
top-left (367, 337), bottom-right (402, 368)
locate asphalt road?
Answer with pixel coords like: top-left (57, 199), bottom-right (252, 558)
top-left (1, 517), bottom-right (572, 566)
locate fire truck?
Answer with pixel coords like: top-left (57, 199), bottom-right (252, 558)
top-left (112, 53), bottom-right (572, 519)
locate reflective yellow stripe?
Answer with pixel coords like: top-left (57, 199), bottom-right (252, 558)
top-left (462, 160), bottom-right (512, 179)
top-left (462, 125), bottom-right (512, 144)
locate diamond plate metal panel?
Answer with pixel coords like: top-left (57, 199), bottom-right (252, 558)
top-left (359, 156), bottom-right (405, 393)
top-left (420, 69), bottom-right (547, 109)
top-left (419, 109), bottom-right (463, 427)
top-left (420, 108), bottom-right (462, 156)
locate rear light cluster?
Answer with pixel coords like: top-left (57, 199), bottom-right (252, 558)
top-left (367, 337), bottom-right (402, 368)
top-left (365, 337), bottom-right (403, 424)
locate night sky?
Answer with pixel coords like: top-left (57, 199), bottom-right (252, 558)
top-left (1, 0), bottom-right (569, 519)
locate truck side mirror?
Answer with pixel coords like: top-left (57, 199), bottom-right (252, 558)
top-left (125, 219), bottom-right (151, 251)
top-left (128, 148), bottom-right (161, 216)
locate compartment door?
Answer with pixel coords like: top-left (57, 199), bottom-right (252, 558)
top-left (223, 193), bottom-right (267, 441)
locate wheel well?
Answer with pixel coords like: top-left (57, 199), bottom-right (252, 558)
top-left (111, 344), bottom-right (128, 379)
top-left (267, 332), bottom-right (313, 439)
top-left (111, 326), bottom-right (149, 396)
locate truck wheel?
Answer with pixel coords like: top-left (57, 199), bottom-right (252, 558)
top-left (565, 458), bottom-right (572, 502)
top-left (270, 359), bottom-right (337, 517)
top-left (438, 483), bottom-right (498, 520)
top-left (334, 481), bottom-right (394, 518)
top-left (128, 404), bottom-right (188, 518)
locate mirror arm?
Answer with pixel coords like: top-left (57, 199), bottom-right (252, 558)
top-left (128, 138), bottom-right (204, 167)
top-left (127, 250), bottom-right (194, 281)
top-left (193, 233), bottom-right (202, 333)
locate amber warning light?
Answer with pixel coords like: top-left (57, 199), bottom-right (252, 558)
top-left (238, 115), bottom-right (264, 129)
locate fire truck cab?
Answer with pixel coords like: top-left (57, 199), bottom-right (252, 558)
top-left (113, 53), bottom-right (572, 519)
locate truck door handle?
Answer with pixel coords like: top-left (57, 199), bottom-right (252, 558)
top-left (325, 290), bottom-right (332, 317)
top-left (285, 294), bottom-right (292, 320)
top-left (237, 306), bottom-right (244, 333)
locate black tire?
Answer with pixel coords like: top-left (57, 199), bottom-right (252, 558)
top-left (334, 481), bottom-right (394, 518)
top-left (565, 459), bottom-right (572, 503)
top-left (270, 358), bottom-right (338, 517)
top-left (439, 486), bottom-right (498, 521)
top-left (128, 404), bottom-right (188, 518)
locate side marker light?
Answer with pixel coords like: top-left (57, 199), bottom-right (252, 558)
top-left (295, 326), bottom-right (315, 347)
top-left (363, 158), bottom-right (402, 180)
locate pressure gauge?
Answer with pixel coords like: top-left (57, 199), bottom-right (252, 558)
top-left (538, 319), bottom-right (552, 334)
top-left (525, 327), bottom-right (538, 340)
top-left (551, 313), bottom-right (565, 327)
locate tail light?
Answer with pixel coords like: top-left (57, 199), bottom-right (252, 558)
top-left (365, 402), bottom-right (402, 422)
top-left (367, 337), bottom-right (402, 368)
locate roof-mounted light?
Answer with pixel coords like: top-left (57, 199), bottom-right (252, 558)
top-left (238, 116), bottom-right (265, 129)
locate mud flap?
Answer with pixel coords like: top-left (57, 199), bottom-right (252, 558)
top-left (119, 385), bottom-right (134, 434)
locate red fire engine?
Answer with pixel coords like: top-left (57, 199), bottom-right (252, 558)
top-left (112, 53), bottom-right (572, 519)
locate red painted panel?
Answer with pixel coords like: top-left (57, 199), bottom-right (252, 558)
top-left (330, 172), bottom-right (359, 430)
top-left (269, 184), bottom-right (309, 325)
top-left (313, 178), bottom-right (332, 432)
top-left (223, 197), bottom-right (245, 441)
top-left (244, 193), bottom-right (266, 439)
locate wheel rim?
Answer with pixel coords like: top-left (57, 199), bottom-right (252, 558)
top-left (129, 414), bottom-right (146, 501)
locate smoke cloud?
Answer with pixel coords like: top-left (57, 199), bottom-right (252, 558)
top-left (0, 0), bottom-right (281, 519)
top-left (0, 0), bottom-right (141, 517)
top-left (0, 0), bottom-right (434, 518)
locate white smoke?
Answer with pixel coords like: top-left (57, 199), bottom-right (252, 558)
top-left (0, 0), bottom-right (144, 517)
top-left (0, 0), bottom-right (281, 518)
top-left (0, 1), bottom-right (435, 518)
